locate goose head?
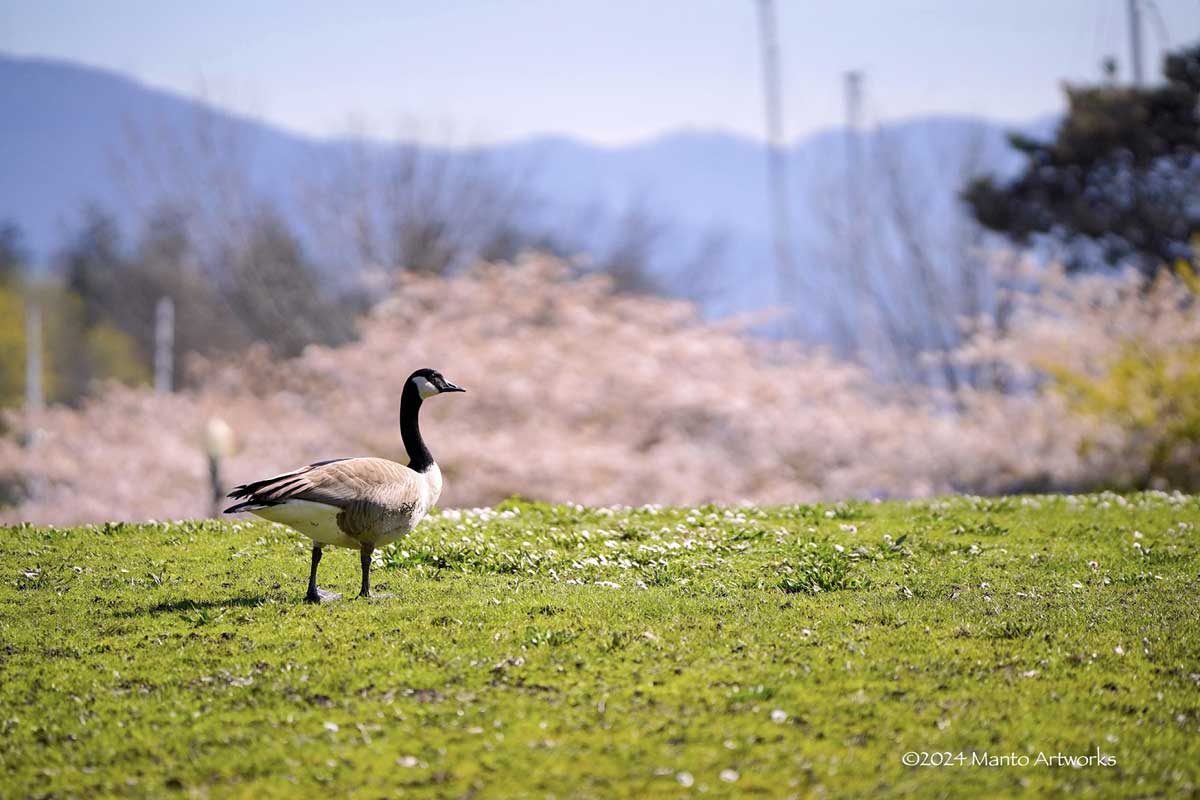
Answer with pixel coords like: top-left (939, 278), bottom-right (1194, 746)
top-left (407, 368), bottom-right (466, 400)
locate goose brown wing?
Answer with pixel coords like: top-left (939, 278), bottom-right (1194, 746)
top-left (224, 458), bottom-right (416, 513)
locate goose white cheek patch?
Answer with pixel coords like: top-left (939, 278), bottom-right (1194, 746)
top-left (414, 376), bottom-right (439, 399)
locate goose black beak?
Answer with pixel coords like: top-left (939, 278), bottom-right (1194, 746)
top-left (443, 382), bottom-right (466, 393)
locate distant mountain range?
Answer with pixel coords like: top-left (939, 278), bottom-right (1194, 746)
top-left (0, 53), bottom-right (1050, 318)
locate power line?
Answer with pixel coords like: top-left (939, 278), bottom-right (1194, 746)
top-left (1143, 0), bottom-right (1172, 54)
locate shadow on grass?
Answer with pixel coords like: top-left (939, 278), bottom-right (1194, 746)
top-left (117, 594), bottom-right (274, 617)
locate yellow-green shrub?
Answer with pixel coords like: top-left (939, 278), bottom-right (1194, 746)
top-left (1051, 341), bottom-right (1200, 489)
top-left (1048, 261), bottom-right (1200, 489)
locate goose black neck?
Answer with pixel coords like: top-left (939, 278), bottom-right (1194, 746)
top-left (400, 382), bottom-right (434, 473)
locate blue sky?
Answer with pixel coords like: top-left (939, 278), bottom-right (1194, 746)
top-left (2, 0), bottom-right (1198, 145)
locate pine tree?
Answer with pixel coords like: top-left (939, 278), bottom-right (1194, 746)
top-left (964, 43), bottom-right (1200, 277)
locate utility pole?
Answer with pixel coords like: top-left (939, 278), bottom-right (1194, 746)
top-left (1128, 0), bottom-right (1144, 86)
top-left (843, 71), bottom-right (869, 342)
top-left (844, 71), bottom-right (863, 163)
top-left (754, 0), bottom-right (797, 313)
top-left (844, 70), bottom-right (864, 247)
top-left (154, 296), bottom-right (174, 394)
top-left (24, 300), bottom-right (43, 418)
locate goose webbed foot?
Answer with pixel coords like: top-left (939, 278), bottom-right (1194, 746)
top-left (304, 588), bottom-right (342, 604)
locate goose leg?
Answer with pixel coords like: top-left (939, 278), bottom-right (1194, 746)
top-left (304, 544), bottom-right (341, 604)
top-left (358, 543), bottom-right (391, 599)
top-left (359, 544), bottom-right (373, 597)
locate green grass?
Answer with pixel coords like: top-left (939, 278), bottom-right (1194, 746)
top-left (2, 493), bottom-right (1199, 798)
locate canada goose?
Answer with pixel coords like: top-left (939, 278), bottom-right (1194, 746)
top-left (223, 368), bottom-right (465, 603)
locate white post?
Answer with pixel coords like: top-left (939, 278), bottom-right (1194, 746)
top-left (24, 300), bottom-right (43, 418)
top-left (203, 418), bottom-right (235, 517)
top-left (155, 296), bottom-right (174, 394)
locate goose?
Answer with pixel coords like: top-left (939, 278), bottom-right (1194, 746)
top-left (223, 368), bottom-right (465, 603)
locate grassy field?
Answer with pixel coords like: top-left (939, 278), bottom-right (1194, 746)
top-left (2, 493), bottom-right (1199, 798)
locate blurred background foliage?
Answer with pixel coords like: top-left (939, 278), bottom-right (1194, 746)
top-left (2, 29), bottom-right (1199, 518)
